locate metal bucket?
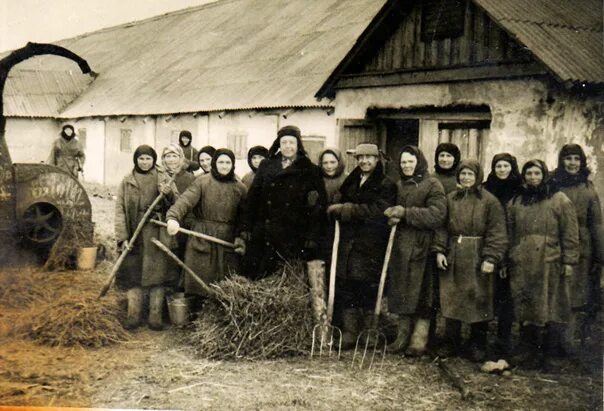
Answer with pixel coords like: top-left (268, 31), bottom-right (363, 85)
top-left (167, 293), bottom-right (192, 326)
top-left (77, 246), bottom-right (97, 270)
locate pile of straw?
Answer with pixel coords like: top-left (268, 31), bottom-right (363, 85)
top-left (187, 261), bottom-right (314, 360)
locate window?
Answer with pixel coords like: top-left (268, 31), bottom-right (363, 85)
top-left (438, 120), bottom-right (489, 161)
top-left (77, 128), bottom-right (87, 149)
top-left (227, 132), bottom-right (248, 159)
top-left (301, 135), bottom-right (326, 165)
top-left (421, 0), bottom-right (466, 42)
top-left (120, 129), bottom-right (132, 152)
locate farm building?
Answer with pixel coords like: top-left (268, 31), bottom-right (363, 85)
top-left (3, 0), bottom-right (387, 185)
top-left (317, 0), bottom-right (604, 199)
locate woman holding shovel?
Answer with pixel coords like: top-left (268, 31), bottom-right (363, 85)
top-left (165, 148), bottom-right (247, 310)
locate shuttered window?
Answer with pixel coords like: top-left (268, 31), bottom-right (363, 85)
top-left (120, 129), bottom-right (132, 152)
top-left (437, 120), bottom-right (490, 161)
top-left (227, 132), bottom-right (248, 159)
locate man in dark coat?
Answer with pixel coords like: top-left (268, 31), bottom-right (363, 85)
top-left (241, 125), bottom-right (327, 278)
top-left (178, 130), bottom-right (200, 173)
top-left (327, 143), bottom-right (397, 348)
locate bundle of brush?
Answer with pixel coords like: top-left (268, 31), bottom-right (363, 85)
top-left (44, 219), bottom-right (95, 270)
top-left (188, 261), bottom-right (314, 360)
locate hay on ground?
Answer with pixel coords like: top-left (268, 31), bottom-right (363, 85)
top-left (187, 261), bottom-right (314, 360)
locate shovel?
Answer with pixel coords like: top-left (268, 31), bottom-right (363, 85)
top-left (352, 224), bottom-right (397, 370)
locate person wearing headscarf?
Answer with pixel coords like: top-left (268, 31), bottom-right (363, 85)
top-left (326, 143), bottom-right (397, 348)
top-left (551, 144), bottom-right (603, 351)
top-left (242, 145), bottom-right (269, 189)
top-left (483, 153), bottom-right (522, 356)
top-left (166, 149), bottom-right (247, 306)
top-left (241, 125), bottom-right (327, 279)
top-left (115, 145), bottom-right (175, 330)
top-left (507, 159), bottom-right (579, 370)
top-left (177, 130), bottom-right (200, 173)
top-left (433, 160), bottom-right (508, 362)
top-left (194, 145), bottom-right (217, 176)
top-left (319, 148), bottom-right (348, 205)
top-left (383, 146), bottom-right (446, 356)
top-left (47, 124), bottom-right (86, 179)
top-left (433, 143), bottom-right (461, 194)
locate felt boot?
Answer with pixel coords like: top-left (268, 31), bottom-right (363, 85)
top-left (468, 322), bottom-right (488, 363)
top-left (341, 308), bottom-right (360, 350)
top-left (148, 286), bottom-right (165, 330)
top-left (405, 318), bottom-right (430, 357)
top-left (125, 287), bottom-right (143, 330)
top-left (513, 325), bottom-right (544, 369)
top-left (387, 316), bottom-right (412, 353)
top-left (438, 319), bottom-right (462, 358)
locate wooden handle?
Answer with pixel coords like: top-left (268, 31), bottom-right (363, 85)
top-left (374, 225), bottom-right (397, 317)
top-left (150, 219), bottom-right (236, 249)
top-left (327, 220), bottom-right (339, 324)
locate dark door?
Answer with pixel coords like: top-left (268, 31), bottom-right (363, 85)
top-left (384, 119), bottom-right (419, 180)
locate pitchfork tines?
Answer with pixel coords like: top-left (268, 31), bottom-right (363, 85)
top-left (311, 322), bottom-right (342, 359)
top-left (352, 327), bottom-right (387, 370)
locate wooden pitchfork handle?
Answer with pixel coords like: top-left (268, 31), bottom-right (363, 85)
top-left (327, 220), bottom-right (340, 324)
top-left (98, 173), bottom-right (176, 298)
top-left (150, 219), bottom-right (236, 249)
top-left (374, 225), bottom-right (397, 319)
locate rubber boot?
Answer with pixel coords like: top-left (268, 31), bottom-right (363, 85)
top-left (438, 319), bottom-right (462, 358)
top-left (148, 286), bottom-right (165, 330)
top-left (405, 318), bottom-right (430, 357)
top-left (468, 322), bottom-right (488, 363)
top-left (387, 315), bottom-right (412, 353)
top-left (341, 308), bottom-right (360, 350)
top-left (125, 287), bottom-right (143, 330)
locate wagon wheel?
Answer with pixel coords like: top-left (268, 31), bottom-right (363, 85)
top-left (22, 203), bottom-right (63, 244)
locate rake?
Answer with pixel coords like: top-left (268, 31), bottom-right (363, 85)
top-left (309, 221), bottom-right (342, 359)
top-left (352, 224), bottom-right (397, 370)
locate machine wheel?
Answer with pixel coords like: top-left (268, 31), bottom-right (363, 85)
top-left (22, 203), bottom-right (63, 244)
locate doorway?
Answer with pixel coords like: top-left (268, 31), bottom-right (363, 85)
top-left (384, 119), bottom-right (419, 180)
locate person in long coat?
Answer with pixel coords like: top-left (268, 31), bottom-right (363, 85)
top-left (483, 153), bottom-right (522, 356)
top-left (327, 143), bottom-right (397, 348)
top-left (551, 144), bottom-right (603, 349)
top-left (507, 159), bottom-right (579, 369)
top-left (241, 125), bottom-right (327, 279)
top-left (166, 149), bottom-right (247, 306)
top-left (242, 145), bottom-right (269, 189)
top-left (177, 130), bottom-right (200, 173)
top-left (434, 160), bottom-right (508, 362)
top-left (47, 124), bottom-right (86, 179)
top-left (383, 146), bottom-right (446, 356)
top-left (115, 145), bottom-right (174, 330)
top-left (193, 145), bottom-right (216, 177)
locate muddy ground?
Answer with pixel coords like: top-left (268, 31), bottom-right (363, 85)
top-left (0, 186), bottom-right (602, 410)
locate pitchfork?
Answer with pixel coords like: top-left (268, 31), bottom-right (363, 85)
top-left (352, 224), bottom-right (397, 370)
top-left (310, 221), bottom-right (342, 359)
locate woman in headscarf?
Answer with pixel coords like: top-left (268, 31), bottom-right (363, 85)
top-left (483, 153), bottom-right (522, 356)
top-left (383, 146), bottom-right (446, 356)
top-left (319, 147), bottom-right (348, 205)
top-left (434, 160), bottom-right (508, 362)
top-left (242, 145), bottom-right (269, 189)
top-left (433, 142), bottom-right (461, 194)
top-left (194, 145), bottom-right (217, 176)
top-left (241, 125), bottom-right (327, 279)
top-left (166, 149), bottom-right (247, 306)
top-left (551, 144), bottom-right (603, 350)
top-left (178, 130), bottom-right (200, 173)
top-left (115, 145), bottom-right (174, 330)
top-left (47, 124), bottom-right (86, 179)
top-left (507, 159), bottom-right (579, 369)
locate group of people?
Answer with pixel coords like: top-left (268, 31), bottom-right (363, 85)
top-left (113, 124), bottom-right (602, 371)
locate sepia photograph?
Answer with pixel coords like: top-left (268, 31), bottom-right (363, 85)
top-left (0, 0), bottom-right (602, 409)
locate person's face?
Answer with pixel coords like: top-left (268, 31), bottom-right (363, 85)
top-left (524, 166), bottom-right (543, 187)
top-left (137, 154), bottom-right (154, 171)
top-left (216, 154), bottom-right (233, 176)
top-left (459, 168), bottom-right (476, 188)
top-left (180, 136), bottom-right (191, 146)
top-left (63, 127), bottom-right (74, 137)
top-left (563, 154), bottom-right (582, 175)
top-left (357, 155), bottom-right (378, 174)
top-left (280, 136), bottom-right (298, 158)
top-left (495, 160), bottom-right (512, 180)
top-left (199, 153), bottom-right (213, 172)
top-left (321, 153), bottom-right (339, 176)
top-left (438, 151), bottom-right (455, 170)
top-left (251, 154), bottom-right (265, 169)
top-left (164, 152), bottom-right (180, 171)
top-left (400, 152), bottom-right (418, 177)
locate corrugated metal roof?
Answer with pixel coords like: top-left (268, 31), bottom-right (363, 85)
top-left (474, 0), bottom-right (604, 84)
top-left (5, 0), bottom-right (386, 118)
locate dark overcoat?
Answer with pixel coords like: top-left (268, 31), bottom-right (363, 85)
top-left (47, 137), bottom-right (85, 178)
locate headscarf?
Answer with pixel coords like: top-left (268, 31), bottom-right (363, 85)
top-left (268, 125), bottom-right (307, 158)
top-left (434, 142), bottom-right (461, 176)
top-left (161, 143), bottom-right (185, 175)
top-left (247, 145), bottom-right (269, 172)
top-left (398, 145), bottom-right (429, 181)
top-left (518, 159), bottom-right (557, 205)
top-left (198, 145), bottom-right (217, 171)
top-left (552, 143), bottom-right (590, 188)
top-left (319, 148), bottom-right (346, 179)
top-left (61, 124), bottom-right (76, 141)
top-left (483, 153), bottom-right (522, 205)
top-left (133, 145), bottom-right (157, 174)
top-left (178, 130), bottom-right (193, 147)
top-left (210, 148), bottom-right (236, 182)
top-left (454, 159), bottom-right (483, 198)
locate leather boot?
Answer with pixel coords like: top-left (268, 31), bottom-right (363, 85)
top-left (125, 287), bottom-right (143, 330)
top-left (387, 315), bottom-right (412, 353)
top-left (148, 286), bottom-right (165, 330)
top-left (438, 319), bottom-right (462, 358)
top-left (341, 308), bottom-right (359, 350)
top-left (468, 322), bottom-right (488, 363)
top-left (405, 318), bottom-right (430, 357)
